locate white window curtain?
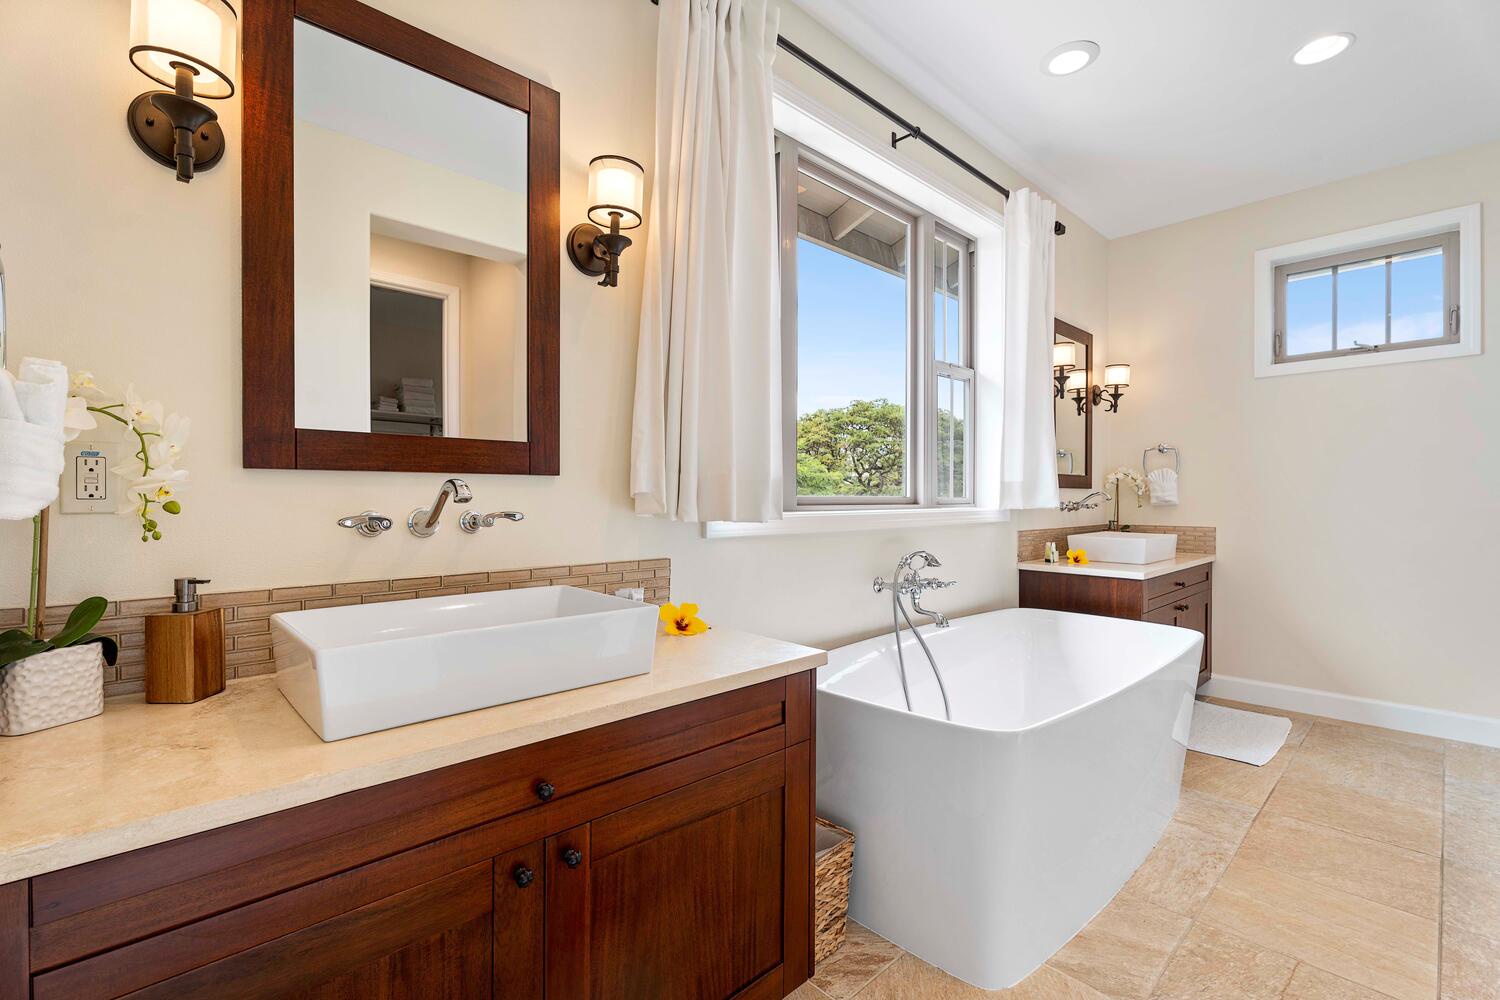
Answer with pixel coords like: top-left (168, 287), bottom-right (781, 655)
top-left (630, 0), bottom-right (782, 523)
top-left (998, 188), bottom-right (1061, 510)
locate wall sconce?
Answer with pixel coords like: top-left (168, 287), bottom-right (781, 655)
top-left (126, 0), bottom-right (238, 183)
top-left (1052, 341), bottom-right (1078, 399)
top-left (1091, 364), bottom-right (1132, 413)
top-left (1065, 369), bottom-right (1089, 416)
top-left (567, 155), bottom-right (645, 288)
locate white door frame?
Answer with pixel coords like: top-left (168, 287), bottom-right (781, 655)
top-left (370, 270), bottom-right (462, 435)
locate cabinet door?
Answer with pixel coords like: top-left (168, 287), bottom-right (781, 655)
top-left (1179, 589), bottom-right (1211, 680)
top-left (548, 754), bottom-right (788, 1000)
top-left (112, 863), bottom-right (494, 1000)
top-left (495, 841), bottom-right (546, 1000)
top-left (1144, 602), bottom-right (1180, 626)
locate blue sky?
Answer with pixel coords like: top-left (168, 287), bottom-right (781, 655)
top-left (795, 239), bottom-right (908, 415)
top-left (1285, 250), bottom-right (1444, 354)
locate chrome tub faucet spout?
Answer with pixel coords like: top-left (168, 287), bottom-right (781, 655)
top-left (408, 477), bottom-right (473, 538)
top-left (873, 549), bottom-right (958, 720)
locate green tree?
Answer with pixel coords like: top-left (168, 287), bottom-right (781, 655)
top-left (796, 398), bottom-right (906, 496)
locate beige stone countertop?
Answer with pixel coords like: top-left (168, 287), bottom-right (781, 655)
top-left (0, 628), bottom-right (825, 884)
top-left (1018, 552), bottom-right (1215, 581)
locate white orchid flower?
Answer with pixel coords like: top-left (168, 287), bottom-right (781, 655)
top-left (63, 395), bottom-right (98, 442)
top-left (69, 371), bottom-right (111, 402)
top-left (123, 383), bottom-right (164, 432)
top-left (148, 413), bottom-right (190, 466)
top-left (128, 466), bottom-right (189, 504)
top-left (110, 455), bottom-right (146, 481)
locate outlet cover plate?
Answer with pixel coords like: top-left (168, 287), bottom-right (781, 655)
top-left (62, 440), bottom-right (120, 513)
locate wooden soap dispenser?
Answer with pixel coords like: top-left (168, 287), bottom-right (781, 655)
top-left (145, 577), bottom-right (227, 704)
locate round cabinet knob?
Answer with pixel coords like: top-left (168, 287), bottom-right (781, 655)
top-left (513, 865), bottom-right (535, 888)
top-left (535, 780), bottom-right (556, 802)
top-left (562, 848), bottom-right (583, 869)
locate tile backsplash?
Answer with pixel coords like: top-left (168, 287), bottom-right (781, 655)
top-left (1017, 524), bottom-right (1215, 563)
top-left (0, 559), bottom-right (671, 698)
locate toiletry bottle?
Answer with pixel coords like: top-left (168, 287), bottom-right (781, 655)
top-left (145, 577), bottom-right (227, 703)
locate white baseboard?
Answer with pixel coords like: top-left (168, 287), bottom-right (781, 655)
top-left (1202, 674), bottom-right (1500, 750)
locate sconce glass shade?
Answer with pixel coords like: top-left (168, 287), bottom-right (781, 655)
top-left (1104, 363), bottom-right (1132, 387)
top-left (586, 155), bottom-right (645, 230)
top-left (129, 0), bottom-right (238, 99)
top-left (1052, 341), bottom-right (1077, 370)
top-left (1064, 369), bottom-right (1087, 394)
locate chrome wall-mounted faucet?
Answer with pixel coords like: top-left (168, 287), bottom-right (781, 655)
top-left (337, 510), bottom-right (394, 537)
top-left (460, 510), bottom-right (525, 533)
top-left (408, 478), bottom-right (473, 538)
top-left (1058, 490), bottom-right (1111, 513)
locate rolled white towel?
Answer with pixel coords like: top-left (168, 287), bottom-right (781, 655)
top-left (1147, 467), bottom-right (1179, 505)
top-left (12, 358), bottom-right (68, 430)
top-left (0, 357), bottom-right (70, 520)
top-left (0, 419), bottom-right (65, 519)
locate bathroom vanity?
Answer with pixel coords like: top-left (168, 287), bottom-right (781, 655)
top-left (1019, 554), bottom-right (1214, 685)
top-left (0, 630), bottom-right (822, 1000)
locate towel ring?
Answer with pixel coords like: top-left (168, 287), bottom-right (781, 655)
top-left (1143, 443), bottom-right (1180, 474)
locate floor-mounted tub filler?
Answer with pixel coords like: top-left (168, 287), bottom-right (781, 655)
top-left (817, 606), bottom-right (1202, 989)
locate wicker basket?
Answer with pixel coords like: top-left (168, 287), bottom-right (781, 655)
top-left (813, 818), bottom-right (855, 964)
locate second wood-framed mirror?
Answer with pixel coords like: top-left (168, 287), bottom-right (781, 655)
top-left (242, 0), bottom-right (560, 474)
top-left (1054, 319), bottom-right (1093, 489)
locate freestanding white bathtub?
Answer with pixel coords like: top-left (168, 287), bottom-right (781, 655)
top-left (816, 607), bottom-right (1202, 989)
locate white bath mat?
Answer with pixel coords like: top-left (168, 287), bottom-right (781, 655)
top-left (1188, 701), bottom-right (1291, 766)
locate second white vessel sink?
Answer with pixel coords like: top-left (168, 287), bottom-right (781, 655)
top-left (273, 586), bottom-right (658, 741)
top-left (1066, 531), bottom-right (1177, 564)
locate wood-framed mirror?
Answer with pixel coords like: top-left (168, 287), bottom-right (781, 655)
top-left (242, 0), bottom-right (560, 474)
top-left (1054, 319), bottom-right (1093, 489)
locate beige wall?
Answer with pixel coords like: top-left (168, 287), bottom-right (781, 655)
top-left (1107, 139), bottom-right (1500, 718)
top-left (0, 0), bottom-right (1109, 656)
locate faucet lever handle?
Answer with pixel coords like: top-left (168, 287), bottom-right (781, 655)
top-left (460, 510), bottom-right (526, 534)
top-left (338, 511), bottom-right (393, 537)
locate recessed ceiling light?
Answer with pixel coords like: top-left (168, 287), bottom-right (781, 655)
top-left (1292, 33), bottom-right (1355, 66)
top-left (1042, 41), bottom-right (1100, 77)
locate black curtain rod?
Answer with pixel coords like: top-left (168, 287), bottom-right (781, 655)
top-left (646, 0), bottom-right (1065, 236)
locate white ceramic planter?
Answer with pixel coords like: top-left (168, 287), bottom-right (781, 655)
top-left (0, 643), bottom-right (105, 737)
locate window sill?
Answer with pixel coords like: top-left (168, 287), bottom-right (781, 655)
top-left (703, 506), bottom-right (1009, 539)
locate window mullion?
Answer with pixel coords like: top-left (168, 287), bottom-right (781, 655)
top-left (776, 135), bottom-right (801, 512)
top-left (914, 213), bottom-right (936, 507)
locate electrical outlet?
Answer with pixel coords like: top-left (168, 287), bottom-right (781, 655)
top-left (61, 441), bottom-right (120, 514)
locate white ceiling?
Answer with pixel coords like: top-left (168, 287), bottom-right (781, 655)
top-left (790, 0), bottom-right (1500, 237)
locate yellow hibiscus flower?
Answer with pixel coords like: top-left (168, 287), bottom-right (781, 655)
top-left (659, 602), bottom-right (710, 636)
top-left (1066, 548), bottom-right (1089, 565)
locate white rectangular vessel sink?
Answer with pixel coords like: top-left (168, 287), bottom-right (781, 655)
top-left (273, 586), bottom-right (658, 741)
top-left (1066, 530), bottom-right (1177, 564)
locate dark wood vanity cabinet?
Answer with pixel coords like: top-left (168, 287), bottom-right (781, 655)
top-left (1021, 564), bottom-right (1213, 686)
top-left (2, 675), bottom-right (815, 1000)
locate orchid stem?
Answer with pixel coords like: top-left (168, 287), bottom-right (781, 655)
top-left (27, 513), bottom-right (42, 638)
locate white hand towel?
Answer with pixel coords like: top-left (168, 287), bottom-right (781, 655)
top-left (1147, 467), bottom-right (1179, 506)
top-left (0, 357), bottom-right (69, 520)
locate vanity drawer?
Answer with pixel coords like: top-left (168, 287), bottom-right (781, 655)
top-left (27, 675), bottom-right (809, 971)
top-left (1145, 565), bottom-right (1211, 607)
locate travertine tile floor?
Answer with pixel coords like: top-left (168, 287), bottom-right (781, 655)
top-left (791, 697), bottom-right (1500, 1000)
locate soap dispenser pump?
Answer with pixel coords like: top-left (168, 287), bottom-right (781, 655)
top-left (145, 577), bottom-right (227, 703)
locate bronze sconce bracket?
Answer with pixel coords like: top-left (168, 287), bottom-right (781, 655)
top-left (567, 218), bottom-right (634, 288)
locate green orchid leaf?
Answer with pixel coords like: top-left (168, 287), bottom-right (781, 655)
top-left (0, 628), bottom-right (35, 645)
top-left (80, 634), bottom-right (120, 666)
top-left (50, 596), bottom-right (110, 649)
top-left (0, 635), bottom-right (52, 669)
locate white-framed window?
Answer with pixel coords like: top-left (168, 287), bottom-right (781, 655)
top-left (1254, 204), bottom-right (1482, 378)
top-left (776, 135), bottom-right (976, 512)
